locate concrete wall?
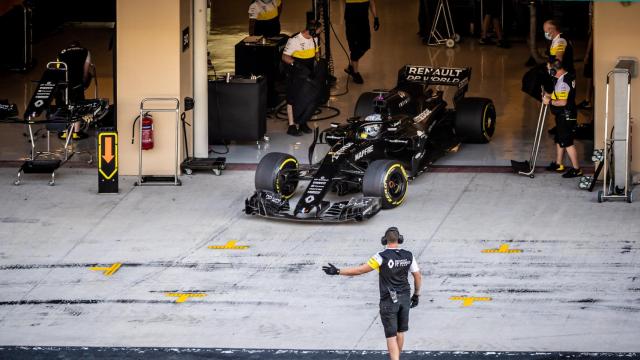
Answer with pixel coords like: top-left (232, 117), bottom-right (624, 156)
top-left (593, 2), bottom-right (640, 173)
top-left (116, 0), bottom-right (193, 176)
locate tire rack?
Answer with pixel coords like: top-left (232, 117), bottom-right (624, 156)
top-left (135, 98), bottom-right (181, 186)
top-left (15, 61), bottom-right (74, 186)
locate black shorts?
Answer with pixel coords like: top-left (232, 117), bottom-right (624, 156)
top-left (379, 293), bottom-right (411, 338)
top-left (254, 18), bottom-right (281, 38)
top-left (344, 2), bottom-right (371, 62)
top-left (554, 112), bottom-right (577, 148)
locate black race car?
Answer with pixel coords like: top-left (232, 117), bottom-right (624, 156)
top-left (245, 65), bottom-right (496, 222)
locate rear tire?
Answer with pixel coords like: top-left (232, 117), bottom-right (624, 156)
top-left (363, 160), bottom-right (409, 209)
top-left (354, 91), bottom-right (377, 118)
top-left (455, 97), bottom-right (496, 143)
top-left (255, 152), bottom-right (299, 199)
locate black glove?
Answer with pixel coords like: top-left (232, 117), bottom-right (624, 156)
top-left (410, 294), bottom-right (419, 308)
top-left (322, 263), bottom-right (340, 275)
top-left (373, 17), bottom-right (380, 31)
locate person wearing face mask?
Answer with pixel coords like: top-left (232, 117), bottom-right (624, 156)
top-left (281, 20), bottom-right (322, 136)
top-left (543, 60), bottom-right (582, 178)
top-left (543, 20), bottom-right (574, 75)
top-left (248, 0), bottom-right (282, 38)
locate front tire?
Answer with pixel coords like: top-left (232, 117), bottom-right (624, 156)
top-left (255, 152), bottom-right (299, 199)
top-left (363, 160), bottom-right (409, 209)
top-left (455, 97), bottom-right (496, 143)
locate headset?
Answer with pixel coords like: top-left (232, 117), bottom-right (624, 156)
top-left (381, 227), bottom-right (404, 246)
top-left (306, 18), bottom-right (320, 37)
top-left (548, 59), bottom-right (563, 77)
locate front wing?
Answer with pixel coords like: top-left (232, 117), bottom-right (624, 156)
top-left (245, 190), bottom-right (381, 223)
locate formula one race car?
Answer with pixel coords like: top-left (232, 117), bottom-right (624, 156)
top-left (245, 65), bottom-right (496, 222)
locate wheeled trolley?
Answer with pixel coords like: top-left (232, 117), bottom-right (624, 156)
top-left (180, 108), bottom-right (226, 176)
top-left (15, 61), bottom-right (74, 186)
top-left (426, 0), bottom-right (460, 48)
top-left (598, 60), bottom-right (636, 203)
top-left (511, 103), bottom-right (549, 178)
top-left (135, 98), bottom-right (181, 186)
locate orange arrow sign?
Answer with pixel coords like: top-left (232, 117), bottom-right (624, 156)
top-left (102, 136), bottom-right (114, 163)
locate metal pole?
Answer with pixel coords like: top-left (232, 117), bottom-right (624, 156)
top-left (529, 1), bottom-right (545, 63)
top-left (193, 0), bottom-right (209, 158)
top-left (480, 0), bottom-right (483, 30)
top-left (175, 106), bottom-right (180, 185)
top-left (624, 73), bottom-right (631, 195)
top-left (23, 6), bottom-right (28, 69)
top-left (28, 123), bottom-right (35, 159)
top-left (602, 75), bottom-right (611, 196)
top-left (138, 106), bottom-right (143, 185)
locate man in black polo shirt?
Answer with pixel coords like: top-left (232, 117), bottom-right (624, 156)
top-left (544, 60), bottom-right (582, 178)
top-left (323, 227), bottom-right (422, 360)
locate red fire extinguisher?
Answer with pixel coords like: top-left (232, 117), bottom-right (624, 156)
top-left (131, 112), bottom-right (154, 150)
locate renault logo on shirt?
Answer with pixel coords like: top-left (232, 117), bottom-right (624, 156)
top-left (388, 259), bottom-right (411, 269)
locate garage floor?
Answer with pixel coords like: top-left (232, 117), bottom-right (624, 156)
top-left (206, 0), bottom-right (592, 166)
top-left (1, 0), bottom-right (592, 167)
top-left (0, 168), bottom-right (638, 359)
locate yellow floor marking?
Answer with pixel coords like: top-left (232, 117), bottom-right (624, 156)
top-left (449, 296), bottom-right (492, 307)
top-left (165, 293), bottom-right (207, 303)
top-left (89, 263), bottom-right (122, 276)
top-left (208, 240), bottom-right (249, 250)
top-left (481, 244), bottom-right (522, 254)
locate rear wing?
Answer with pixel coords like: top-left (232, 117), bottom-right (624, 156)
top-left (398, 65), bottom-right (471, 100)
top-left (400, 65), bottom-right (470, 88)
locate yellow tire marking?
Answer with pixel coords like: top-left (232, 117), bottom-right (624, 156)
top-left (481, 244), bottom-right (522, 254)
top-left (450, 296), bottom-right (492, 307)
top-left (383, 163), bottom-right (408, 205)
top-left (276, 158), bottom-right (298, 199)
top-left (482, 104), bottom-right (490, 141)
top-left (208, 240), bottom-right (250, 250)
top-left (89, 263), bottom-right (122, 277)
top-left (165, 293), bottom-right (207, 303)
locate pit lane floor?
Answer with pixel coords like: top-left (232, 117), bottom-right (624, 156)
top-left (0, 168), bottom-right (639, 358)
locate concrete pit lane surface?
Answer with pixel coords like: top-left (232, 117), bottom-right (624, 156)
top-left (0, 168), bottom-right (639, 359)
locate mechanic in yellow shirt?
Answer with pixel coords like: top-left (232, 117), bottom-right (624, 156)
top-left (248, 0), bottom-right (282, 37)
top-left (281, 20), bottom-right (321, 136)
